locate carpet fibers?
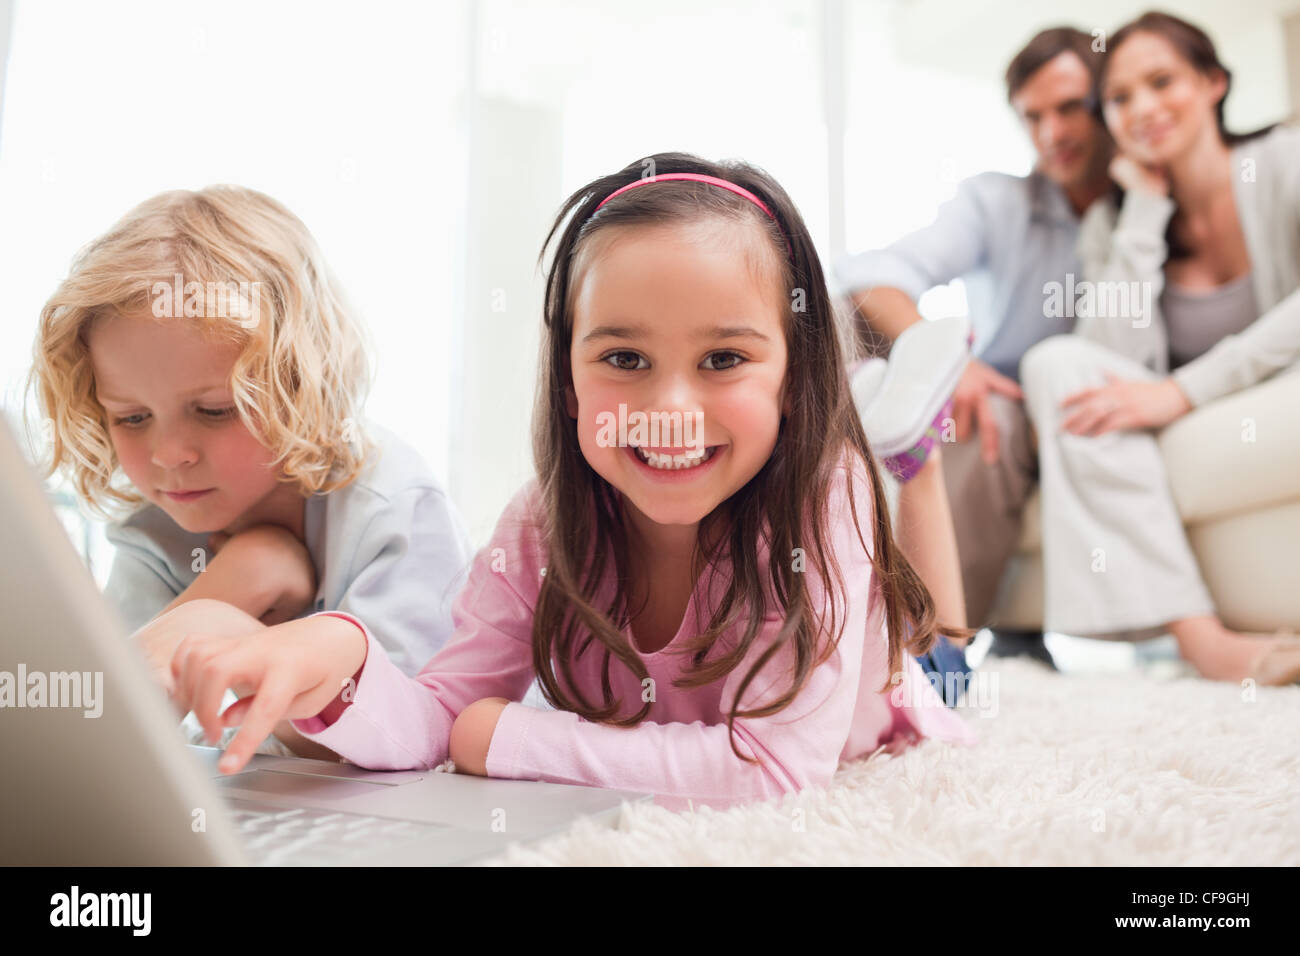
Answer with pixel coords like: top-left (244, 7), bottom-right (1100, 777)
top-left (478, 658), bottom-right (1300, 865)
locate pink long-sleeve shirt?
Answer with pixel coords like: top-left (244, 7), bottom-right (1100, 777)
top-left (291, 460), bottom-right (976, 810)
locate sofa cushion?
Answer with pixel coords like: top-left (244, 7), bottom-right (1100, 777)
top-left (1187, 499), bottom-right (1300, 632)
top-left (1159, 368), bottom-right (1300, 524)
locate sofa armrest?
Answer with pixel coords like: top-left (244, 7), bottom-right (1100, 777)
top-left (1158, 368), bottom-right (1300, 524)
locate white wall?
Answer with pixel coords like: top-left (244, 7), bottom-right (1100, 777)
top-left (454, 96), bottom-right (558, 545)
top-left (1287, 7), bottom-right (1300, 118)
top-left (0, 1), bottom-right (11, 145)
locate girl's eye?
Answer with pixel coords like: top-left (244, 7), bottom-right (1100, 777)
top-left (702, 351), bottom-right (745, 371)
top-left (603, 351), bottom-right (648, 371)
top-left (197, 406), bottom-right (236, 420)
top-left (1152, 74), bottom-right (1170, 89)
top-left (112, 413), bottom-right (149, 427)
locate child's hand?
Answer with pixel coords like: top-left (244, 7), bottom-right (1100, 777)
top-left (170, 614), bottom-right (367, 774)
top-left (130, 599), bottom-right (267, 712)
top-left (448, 697), bottom-right (511, 776)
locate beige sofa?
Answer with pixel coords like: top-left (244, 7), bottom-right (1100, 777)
top-left (987, 369), bottom-right (1300, 634)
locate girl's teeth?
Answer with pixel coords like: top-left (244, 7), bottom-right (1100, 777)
top-left (634, 446), bottom-right (715, 470)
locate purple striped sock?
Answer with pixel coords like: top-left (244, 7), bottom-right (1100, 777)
top-left (882, 399), bottom-right (954, 483)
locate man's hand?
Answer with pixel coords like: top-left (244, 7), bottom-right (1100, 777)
top-left (449, 698), bottom-right (511, 776)
top-left (1060, 374), bottom-right (1192, 436)
top-left (951, 358), bottom-right (1025, 465)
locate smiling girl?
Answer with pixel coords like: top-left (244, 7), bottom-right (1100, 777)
top-left (164, 155), bottom-right (976, 809)
top-left (29, 186), bottom-right (474, 754)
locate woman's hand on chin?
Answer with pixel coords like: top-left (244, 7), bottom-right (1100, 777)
top-left (1109, 155), bottom-right (1170, 197)
top-left (1060, 374), bottom-right (1193, 436)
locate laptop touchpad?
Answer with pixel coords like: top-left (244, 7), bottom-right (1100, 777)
top-left (214, 769), bottom-right (394, 800)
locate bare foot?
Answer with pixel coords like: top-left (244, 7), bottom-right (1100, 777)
top-left (1170, 615), bottom-right (1300, 683)
top-left (1250, 634), bottom-right (1300, 686)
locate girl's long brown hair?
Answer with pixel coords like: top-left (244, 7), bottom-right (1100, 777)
top-left (530, 152), bottom-right (954, 761)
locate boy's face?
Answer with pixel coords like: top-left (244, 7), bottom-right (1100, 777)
top-left (566, 218), bottom-right (790, 533)
top-left (87, 310), bottom-right (291, 535)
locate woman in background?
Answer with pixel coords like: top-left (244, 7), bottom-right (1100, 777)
top-left (1020, 11), bottom-right (1300, 683)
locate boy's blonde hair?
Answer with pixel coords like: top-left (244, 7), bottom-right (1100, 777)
top-left (28, 185), bottom-right (374, 519)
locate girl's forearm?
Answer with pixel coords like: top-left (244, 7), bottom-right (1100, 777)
top-left (268, 719), bottom-right (343, 761)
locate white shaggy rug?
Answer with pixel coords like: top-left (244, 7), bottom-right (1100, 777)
top-left (478, 656), bottom-right (1300, 865)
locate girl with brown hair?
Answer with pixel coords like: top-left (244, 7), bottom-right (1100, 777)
top-left (164, 154), bottom-right (977, 809)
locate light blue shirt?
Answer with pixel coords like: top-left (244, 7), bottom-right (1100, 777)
top-left (103, 422), bottom-right (473, 678)
top-left (834, 170), bottom-right (1082, 381)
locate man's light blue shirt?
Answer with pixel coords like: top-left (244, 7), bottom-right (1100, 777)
top-left (833, 170), bottom-right (1082, 381)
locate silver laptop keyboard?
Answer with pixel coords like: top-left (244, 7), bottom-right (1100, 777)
top-left (227, 800), bottom-right (453, 866)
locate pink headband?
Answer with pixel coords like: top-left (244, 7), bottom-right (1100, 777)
top-left (591, 172), bottom-right (793, 258)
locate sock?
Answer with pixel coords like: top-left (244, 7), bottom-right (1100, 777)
top-left (882, 398), bottom-right (953, 483)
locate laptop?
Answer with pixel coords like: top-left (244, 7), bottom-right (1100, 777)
top-left (0, 416), bottom-right (652, 865)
